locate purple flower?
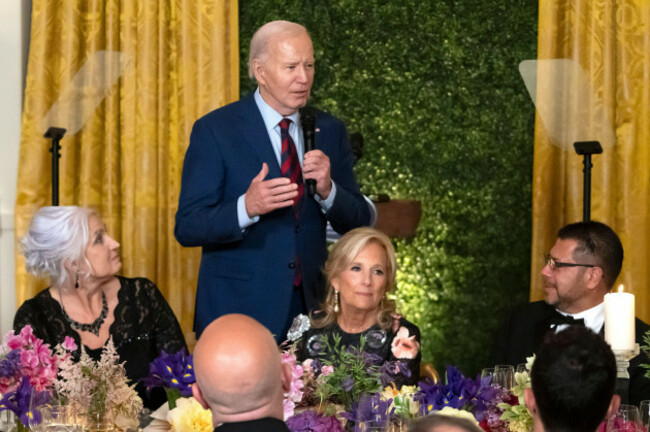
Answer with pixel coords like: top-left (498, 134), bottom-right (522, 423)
top-left (341, 393), bottom-right (394, 432)
top-left (415, 366), bottom-right (488, 416)
top-left (309, 358), bottom-right (324, 376)
top-left (140, 350), bottom-right (194, 396)
top-left (361, 352), bottom-right (383, 367)
top-left (286, 410), bottom-right (344, 432)
top-left (379, 360), bottom-right (411, 386)
top-left (342, 375), bottom-right (355, 392)
top-left (0, 350), bottom-right (21, 378)
top-left (0, 376), bottom-right (49, 425)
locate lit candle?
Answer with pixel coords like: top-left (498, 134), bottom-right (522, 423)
top-left (604, 284), bottom-right (635, 351)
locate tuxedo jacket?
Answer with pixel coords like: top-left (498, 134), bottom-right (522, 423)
top-left (490, 300), bottom-right (650, 406)
top-left (175, 94), bottom-right (370, 338)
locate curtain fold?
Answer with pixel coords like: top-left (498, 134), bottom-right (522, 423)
top-left (531, 0), bottom-right (650, 321)
top-left (15, 0), bottom-right (239, 343)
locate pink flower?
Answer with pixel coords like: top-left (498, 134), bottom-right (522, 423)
top-left (391, 327), bottom-right (420, 359)
top-left (282, 348), bottom-right (305, 419)
top-left (20, 350), bottom-right (39, 369)
top-left (62, 336), bottom-right (77, 352)
top-left (19, 326), bottom-right (38, 345)
top-left (321, 365), bottom-right (334, 376)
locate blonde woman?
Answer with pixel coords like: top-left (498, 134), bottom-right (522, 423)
top-left (293, 227), bottom-right (420, 387)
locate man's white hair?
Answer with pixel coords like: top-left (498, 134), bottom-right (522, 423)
top-left (248, 20), bottom-right (310, 80)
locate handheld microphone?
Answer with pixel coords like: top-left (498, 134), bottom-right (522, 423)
top-left (300, 107), bottom-right (317, 196)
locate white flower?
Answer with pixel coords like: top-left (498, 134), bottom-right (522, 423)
top-left (287, 314), bottom-right (311, 341)
top-left (168, 397), bottom-right (212, 432)
top-left (525, 355), bottom-right (535, 372)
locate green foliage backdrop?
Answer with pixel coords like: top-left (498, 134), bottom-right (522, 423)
top-left (240, 0), bottom-right (538, 374)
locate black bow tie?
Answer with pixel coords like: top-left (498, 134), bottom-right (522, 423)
top-left (548, 310), bottom-right (585, 327)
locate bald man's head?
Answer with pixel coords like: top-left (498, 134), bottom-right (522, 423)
top-left (192, 314), bottom-right (290, 425)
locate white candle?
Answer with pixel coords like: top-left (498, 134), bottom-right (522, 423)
top-left (604, 285), bottom-right (635, 351)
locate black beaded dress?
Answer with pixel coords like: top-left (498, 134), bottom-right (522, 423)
top-left (295, 314), bottom-right (421, 388)
top-left (13, 276), bottom-right (187, 409)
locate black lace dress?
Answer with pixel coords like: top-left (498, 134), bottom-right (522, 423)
top-left (13, 276), bottom-right (187, 409)
top-left (295, 315), bottom-right (421, 388)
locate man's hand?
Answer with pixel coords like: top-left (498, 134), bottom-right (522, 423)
top-left (245, 163), bottom-right (298, 217)
top-left (303, 150), bottom-right (332, 199)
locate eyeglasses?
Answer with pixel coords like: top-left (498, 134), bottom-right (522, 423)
top-left (544, 253), bottom-right (595, 271)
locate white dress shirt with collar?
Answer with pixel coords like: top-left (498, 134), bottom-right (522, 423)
top-left (555, 302), bottom-right (605, 334)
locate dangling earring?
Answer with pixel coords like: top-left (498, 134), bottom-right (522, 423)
top-left (333, 290), bottom-right (340, 313)
top-left (74, 273), bottom-right (79, 289)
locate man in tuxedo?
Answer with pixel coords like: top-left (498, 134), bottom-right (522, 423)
top-left (524, 326), bottom-right (620, 432)
top-left (491, 221), bottom-right (650, 405)
top-left (192, 314), bottom-right (291, 431)
top-left (175, 21), bottom-right (370, 339)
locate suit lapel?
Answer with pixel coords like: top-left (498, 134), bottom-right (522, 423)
top-left (235, 94), bottom-right (282, 178)
top-left (533, 303), bottom-right (558, 352)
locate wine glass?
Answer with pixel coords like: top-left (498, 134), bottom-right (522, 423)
top-left (639, 400), bottom-right (650, 430)
top-left (480, 367), bottom-right (495, 385)
top-left (493, 365), bottom-right (515, 390)
top-left (27, 387), bottom-right (52, 432)
top-left (606, 404), bottom-right (643, 432)
top-left (0, 407), bottom-right (15, 432)
top-left (515, 363), bottom-right (528, 374)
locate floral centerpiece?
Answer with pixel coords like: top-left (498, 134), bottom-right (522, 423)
top-left (0, 326), bottom-right (66, 430)
top-left (278, 315), bottom-right (535, 432)
top-left (497, 357), bottom-right (534, 432)
top-left (141, 350), bottom-right (195, 409)
top-left (54, 338), bottom-right (143, 429)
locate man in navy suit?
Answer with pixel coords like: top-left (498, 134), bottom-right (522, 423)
top-left (175, 20), bottom-right (370, 340)
top-left (491, 221), bottom-right (650, 406)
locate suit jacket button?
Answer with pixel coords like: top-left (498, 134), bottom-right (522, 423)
top-left (295, 226), bottom-right (300, 233)
top-left (288, 262), bottom-right (296, 269)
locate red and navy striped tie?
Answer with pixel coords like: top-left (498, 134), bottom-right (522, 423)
top-left (279, 118), bottom-right (303, 286)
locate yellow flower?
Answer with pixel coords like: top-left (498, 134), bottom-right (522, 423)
top-left (381, 384), bottom-right (420, 418)
top-left (380, 383), bottom-right (401, 399)
top-left (168, 397), bottom-right (213, 432)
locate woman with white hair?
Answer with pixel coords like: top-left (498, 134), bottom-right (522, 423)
top-left (14, 206), bottom-right (187, 408)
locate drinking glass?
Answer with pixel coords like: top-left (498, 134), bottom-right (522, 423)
top-left (515, 363), bottom-right (528, 374)
top-left (27, 387), bottom-right (53, 432)
top-left (0, 408), bottom-right (15, 432)
top-left (639, 400), bottom-right (650, 430)
top-left (480, 367), bottom-right (495, 385)
top-left (493, 365), bottom-right (515, 390)
top-left (84, 410), bottom-right (115, 432)
top-left (606, 404), bottom-right (643, 432)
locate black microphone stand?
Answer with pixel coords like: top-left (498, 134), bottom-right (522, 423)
top-left (44, 127), bottom-right (66, 206)
top-left (573, 141), bottom-right (603, 222)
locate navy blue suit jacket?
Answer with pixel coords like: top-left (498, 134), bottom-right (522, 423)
top-left (175, 94), bottom-right (370, 338)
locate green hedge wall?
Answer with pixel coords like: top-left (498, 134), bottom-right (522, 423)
top-left (240, 0), bottom-right (538, 375)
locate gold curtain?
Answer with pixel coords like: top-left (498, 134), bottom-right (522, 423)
top-left (531, 0), bottom-right (650, 321)
top-left (15, 0), bottom-right (239, 342)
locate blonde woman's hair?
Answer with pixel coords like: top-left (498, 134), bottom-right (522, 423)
top-left (311, 227), bottom-right (397, 330)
